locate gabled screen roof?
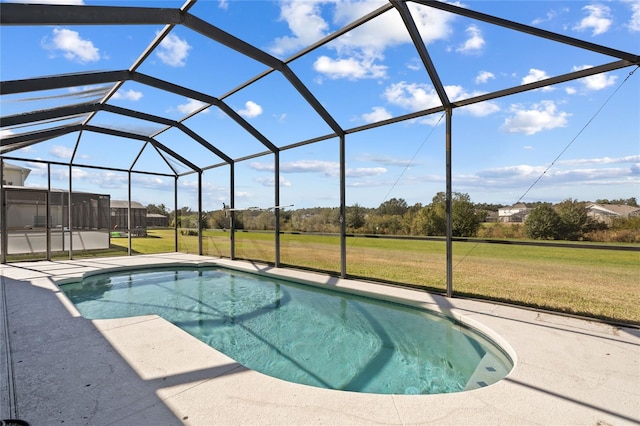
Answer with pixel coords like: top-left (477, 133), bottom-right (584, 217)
top-left (1, 0), bottom-right (638, 208)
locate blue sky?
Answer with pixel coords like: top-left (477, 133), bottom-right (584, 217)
top-left (1, 0), bottom-right (639, 211)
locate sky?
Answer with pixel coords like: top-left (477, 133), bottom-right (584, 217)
top-left (1, 0), bottom-right (639, 211)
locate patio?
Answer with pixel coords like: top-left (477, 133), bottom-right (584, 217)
top-left (1, 253), bottom-right (638, 425)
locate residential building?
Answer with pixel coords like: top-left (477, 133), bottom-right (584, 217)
top-left (586, 203), bottom-right (640, 225)
top-left (147, 213), bottom-right (169, 228)
top-left (498, 203), bottom-right (531, 223)
top-left (2, 162), bottom-right (31, 186)
top-left (110, 200), bottom-right (148, 236)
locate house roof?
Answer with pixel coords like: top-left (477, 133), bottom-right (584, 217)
top-left (2, 161), bottom-right (31, 180)
top-left (587, 203), bottom-right (640, 217)
top-left (111, 200), bottom-right (146, 210)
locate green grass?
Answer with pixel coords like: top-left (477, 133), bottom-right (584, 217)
top-left (8, 228), bottom-right (639, 325)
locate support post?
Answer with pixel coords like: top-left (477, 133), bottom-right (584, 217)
top-left (127, 170), bottom-right (132, 256)
top-left (46, 164), bottom-right (51, 261)
top-left (445, 108), bottom-right (453, 298)
top-left (274, 151), bottom-right (281, 267)
top-left (68, 164), bottom-right (73, 260)
top-left (339, 134), bottom-right (347, 278)
top-left (198, 170), bottom-right (203, 256)
top-left (174, 176), bottom-right (178, 252)
top-left (230, 163), bottom-right (235, 260)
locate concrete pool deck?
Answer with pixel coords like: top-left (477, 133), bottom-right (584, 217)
top-left (0, 253), bottom-right (638, 425)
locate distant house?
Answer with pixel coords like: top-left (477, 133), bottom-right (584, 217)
top-left (586, 203), bottom-right (640, 225)
top-left (2, 162), bottom-right (31, 186)
top-left (484, 210), bottom-right (499, 222)
top-left (146, 213), bottom-right (169, 228)
top-left (110, 200), bottom-right (147, 236)
top-left (498, 203), bottom-right (531, 223)
top-left (2, 162), bottom-right (111, 254)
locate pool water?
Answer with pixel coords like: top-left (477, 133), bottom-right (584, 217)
top-left (60, 266), bottom-right (512, 395)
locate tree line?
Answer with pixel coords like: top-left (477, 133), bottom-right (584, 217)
top-left (146, 195), bottom-right (639, 243)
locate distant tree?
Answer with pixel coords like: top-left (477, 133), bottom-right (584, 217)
top-left (253, 211), bottom-right (275, 230)
top-left (346, 204), bottom-right (366, 229)
top-left (169, 206), bottom-right (193, 227)
top-left (412, 205), bottom-right (446, 236)
top-left (377, 198), bottom-right (408, 216)
top-left (595, 197), bottom-right (638, 207)
top-left (611, 215), bottom-right (640, 230)
top-left (555, 199), bottom-right (590, 240)
top-left (279, 209), bottom-right (292, 229)
top-left (474, 202), bottom-right (506, 211)
top-left (199, 214), bottom-right (209, 230)
top-left (452, 193), bottom-right (483, 237)
top-left (146, 203), bottom-right (169, 216)
top-left (208, 210), bottom-right (229, 229)
top-left (412, 192), bottom-right (482, 237)
top-left (367, 214), bottom-right (404, 235)
top-left (524, 203), bottom-right (560, 240)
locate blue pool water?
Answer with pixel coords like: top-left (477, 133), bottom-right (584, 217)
top-left (60, 266), bottom-right (512, 395)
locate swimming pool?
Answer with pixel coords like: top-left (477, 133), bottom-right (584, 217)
top-left (60, 266), bottom-right (513, 395)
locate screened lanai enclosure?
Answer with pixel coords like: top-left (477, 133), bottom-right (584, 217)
top-left (1, 1), bottom-right (638, 319)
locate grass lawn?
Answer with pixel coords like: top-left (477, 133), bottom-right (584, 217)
top-left (16, 228), bottom-right (640, 325)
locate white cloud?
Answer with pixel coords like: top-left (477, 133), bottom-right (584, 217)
top-left (475, 71), bottom-right (495, 84)
top-left (361, 106), bottom-right (392, 123)
top-left (174, 98), bottom-right (209, 115)
top-left (157, 33), bottom-right (191, 67)
top-left (314, 55), bottom-right (387, 80)
top-left (281, 160), bottom-right (338, 175)
top-left (473, 160), bottom-right (639, 192)
top-left (406, 58), bottom-right (422, 71)
top-left (383, 81), bottom-right (441, 111)
top-left (502, 100), bottom-right (570, 135)
top-left (625, 0), bottom-right (640, 31)
top-left (572, 65), bottom-right (617, 90)
top-left (346, 167), bottom-right (386, 177)
top-left (456, 24), bottom-right (485, 54)
top-left (383, 81), bottom-right (500, 118)
top-left (462, 100), bottom-right (501, 117)
top-left (404, 2), bottom-right (456, 45)
top-left (271, 1), bottom-right (455, 81)
top-left (249, 159), bottom-right (385, 178)
top-left (43, 28), bottom-right (100, 63)
top-left (522, 68), bottom-right (549, 85)
top-left (521, 68), bottom-right (554, 92)
top-left (532, 9), bottom-right (559, 26)
top-left (250, 160), bottom-right (337, 175)
top-left (478, 164), bottom-right (546, 180)
top-left (557, 155), bottom-right (640, 166)
top-left (218, 0), bottom-right (229, 10)
top-left (112, 89), bottom-right (143, 101)
top-left (237, 101), bottom-right (263, 118)
top-left (268, 0), bottom-right (328, 56)
top-left (71, 168), bottom-right (90, 179)
top-left (50, 145), bottom-right (74, 159)
top-left (355, 154), bottom-right (414, 167)
top-left (573, 4), bottom-right (612, 35)
top-left (255, 176), bottom-right (292, 187)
